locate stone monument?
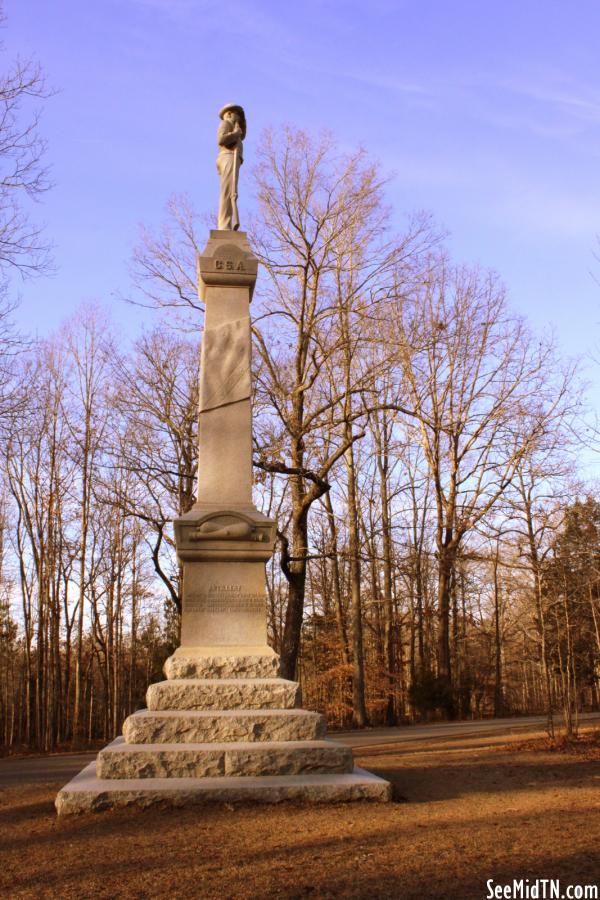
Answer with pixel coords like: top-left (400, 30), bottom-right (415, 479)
top-left (55, 105), bottom-right (391, 813)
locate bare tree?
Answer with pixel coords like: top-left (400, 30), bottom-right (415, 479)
top-left (130, 195), bottom-right (204, 317)
top-left (0, 12), bottom-right (53, 437)
top-left (61, 307), bottom-right (113, 739)
top-left (250, 128), bottom-right (427, 681)
top-left (4, 339), bottom-right (76, 749)
top-left (0, 13), bottom-right (52, 280)
top-left (394, 258), bottom-right (565, 715)
top-left (110, 327), bottom-right (199, 613)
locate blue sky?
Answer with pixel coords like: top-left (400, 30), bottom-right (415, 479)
top-left (6, 1), bottom-right (600, 411)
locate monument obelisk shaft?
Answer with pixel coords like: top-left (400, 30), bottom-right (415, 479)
top-left (173, 230), bottom-right (275, 660)
top-left (172, 103), bottom-right (275, 662)
top-left (195, 257), bottom-right (253, 509)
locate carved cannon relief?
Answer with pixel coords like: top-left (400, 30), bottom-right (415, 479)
top-left (187, 514), bottom-right (271, 544)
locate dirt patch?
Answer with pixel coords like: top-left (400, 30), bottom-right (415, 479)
top-left (504, 730), bottom-right (600, 760)
top-left (1, 730), bottom-right (599, 899)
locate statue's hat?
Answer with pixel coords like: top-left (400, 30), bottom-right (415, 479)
top-left (219, 103), bottom-right (246, 139)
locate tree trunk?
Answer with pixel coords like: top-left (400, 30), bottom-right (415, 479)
top-left (279, 485), bottom-right (309, 681)
top-left (345, 442), bottom-right (368, 727)
top-left (436, 544), bottom-right (456, 718)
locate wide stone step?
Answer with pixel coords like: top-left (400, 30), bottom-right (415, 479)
top-left (97, 736), bottom-right (353, 779)
top-left (146, 678), bottom-right (299, 711)
top-left (164, 654), bottom-right (279, 680)
top-left (56, 761), bottom-right (392, 815)
top-left (123, 708), bottom-right (326, 744)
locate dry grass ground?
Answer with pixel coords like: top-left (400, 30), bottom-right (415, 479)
top-left (1, 727), bottom-right (599, 899)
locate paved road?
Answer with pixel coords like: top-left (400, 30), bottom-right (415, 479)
top-left (0, 752), bottom-right (97, 787)
top-left (335, 712), bottom-right (600, 749)
top-left (2, 713), bottom-right (599, 787)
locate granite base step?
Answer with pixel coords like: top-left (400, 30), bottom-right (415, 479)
top-left (164, 654), bottom-right (280, 680)
top-left (56, 761), bottom-right (392, 815)
top-left (123, 709), bottom-right (325, 744)
top-left (123, 708), bottom-right (326, 744)
top-left (146, 678), bottom-right (299, 711)
top-left (97, 736), bottom-right (353, 778)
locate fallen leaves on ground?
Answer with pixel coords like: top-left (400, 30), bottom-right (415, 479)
top-left (1, 727), bottom-right (599, 899)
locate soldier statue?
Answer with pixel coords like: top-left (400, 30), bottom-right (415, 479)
top-left (216, 103), bottom-right (246, 231)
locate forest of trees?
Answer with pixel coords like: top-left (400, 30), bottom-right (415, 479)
top-left (0, 42), bottom-right (599, 753)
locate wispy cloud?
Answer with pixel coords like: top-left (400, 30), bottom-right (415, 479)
top-left (455, 67), bottom-right (600, 143)
top-left (127, 0), bottom-right (290, 43)
top-left (499, 77), bottom-right (600, 125)
top-left (342, 69), bottom-right (431, 98)
top-left (128, 0), bottom-right (204, 14)
top-left (495, 182), bottom-right (600, 240)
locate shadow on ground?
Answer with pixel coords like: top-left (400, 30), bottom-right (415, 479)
top-left (1, 731), bottom-right (599, 899)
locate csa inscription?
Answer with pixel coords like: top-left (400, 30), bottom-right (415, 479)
top-left (214, 258), bottom-right (246, 272)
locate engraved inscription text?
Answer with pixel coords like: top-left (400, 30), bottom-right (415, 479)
top-left (215, 259), bottom-right (246, 272)
top-left (185, 588), bottom-right (265, 614)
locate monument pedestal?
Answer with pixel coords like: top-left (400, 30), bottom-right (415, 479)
top-left (56, 231), bottom-right (391, 814)
top-left (56, 650), bottom-right (389, 814)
